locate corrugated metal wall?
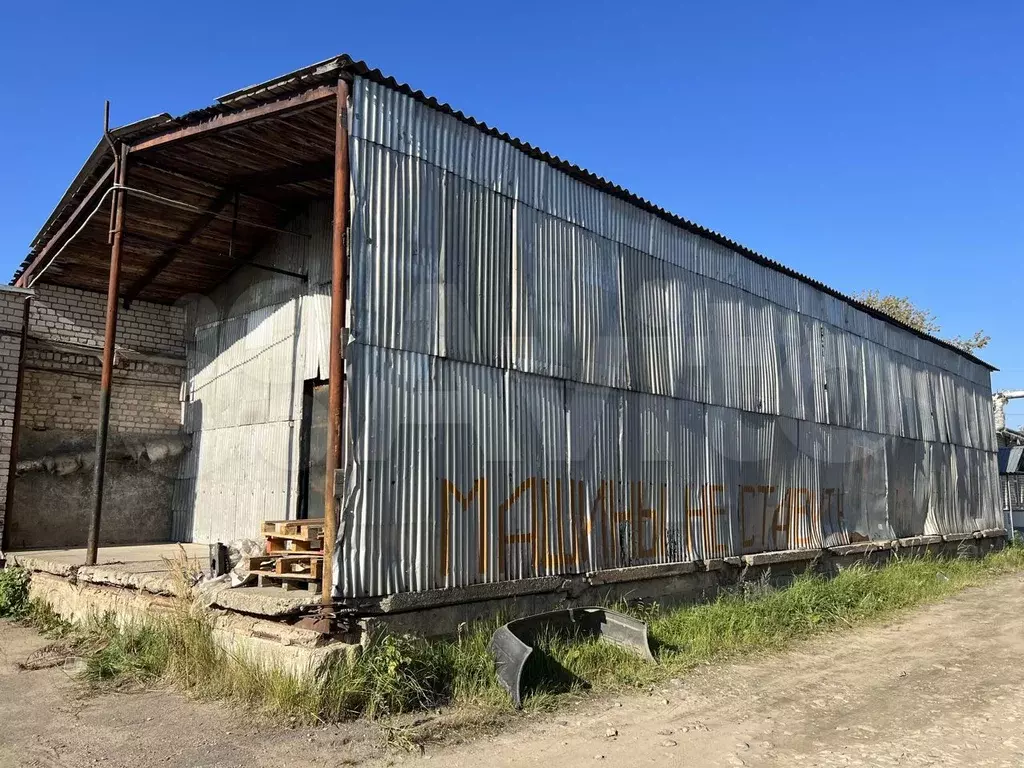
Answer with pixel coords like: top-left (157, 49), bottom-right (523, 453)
top-left (172, 203), bottom-right (332, 543)
top-left (173, 77), bottom-right (999, 595)
top-left (337, 76), bottom-right (1001, 598)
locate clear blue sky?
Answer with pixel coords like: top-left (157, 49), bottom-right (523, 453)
top-left (2, 2), bottom-right (1021, 404)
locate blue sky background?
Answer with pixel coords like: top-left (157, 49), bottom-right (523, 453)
top-left (2, 2), bottom-right (1021, 411)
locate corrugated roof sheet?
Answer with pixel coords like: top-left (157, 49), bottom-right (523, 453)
top-left (13, 53), bottom-right (996, 371)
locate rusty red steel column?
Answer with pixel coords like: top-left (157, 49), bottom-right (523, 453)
top-left (87, 144), bottom-right (129, 566)
top-left (323, 78), bottom-right (350, 604)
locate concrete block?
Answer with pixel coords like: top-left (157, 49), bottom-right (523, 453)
top-left (741, 548), bottom-right (820, 567)
top-left (895, 535), bottom-right (943, 548)
top-left (702, 558), bottom-right (733, 572)
top-left (212, 586), bottom-right (320, 618)
top-left (827, 541), bottom-right (890, 557)
top-left (10, 554), bottom-right (79, 579)
top-left (27, 571), bottom-right (352, 677)
top-left (77, 561), bottom-right (186, 597)
top-left (587, 560), bottom-right (699, 587)
top-left (942, 532), bottom-right (973, 543)
top-left (366, 592), bottom-right (567, 638)
top-left (377, 575), bottom-right (565, 613)
top-left (976, 528), bottom-right (1008, 539)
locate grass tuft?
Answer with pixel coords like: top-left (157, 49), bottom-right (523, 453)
top-left (8, 545), bottom-right (1024, 726)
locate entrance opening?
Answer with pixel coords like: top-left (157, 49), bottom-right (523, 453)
top-left (297, 377), bottom-right (329, 520)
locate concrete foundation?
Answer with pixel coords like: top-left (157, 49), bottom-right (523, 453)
top-left (360, 531), bottom-right (1009, 638)
top-left (7, 533), bottom-right (1009, 673)
top-left (10, 544), bottom-right (354, 676)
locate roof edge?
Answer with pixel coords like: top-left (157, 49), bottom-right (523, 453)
top-left (15, 55), bottom-right (997, 372)
top-left (24, 114), bottom-right (174, 254)
top-left (335, 61), bottom-right (997, 372)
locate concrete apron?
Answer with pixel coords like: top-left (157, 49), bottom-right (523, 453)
top-left (15, 558), bottom-right (355, 678)
top-left (10, 530), bottom-right (1008, 675)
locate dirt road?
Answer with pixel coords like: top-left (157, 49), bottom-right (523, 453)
top-left (3, 574), bottom-right (1024, 767)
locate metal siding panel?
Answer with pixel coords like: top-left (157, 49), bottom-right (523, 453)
top-left (792, 421), bottom-right (829, 550)
top-left (775, 305), bottom-right (808, 421)
top-left (650, 216), bottom-right (699, 274)
top-left (572, 228), bottom-right (629, 390)
top-left (622, 247), bottom-right (670, 396)
top-left (841, 430), bottom-right (893, 541)
top-left (566, 382), bottom-right (624, 573)
top-left (666, 266), bottom-right (711, 405)
top-left (440, 175), bottom-right (512, 368)
top-left (667, 399), bottom-right (708, 562)
top-left (887, 436), bottom-right (929, 538)
top-left (745, 296), bottom-right (780, 416)
top-left (925, 441), bottom-right (955, 536)
top-left (437, 358), bottom-right (508, 588)
top-left (815, 424), bottom-right (852, 547)
top-left (705, 279), bottom-right (742, 410)
top-left (512, 205), bottom-right (575, 379)
top-left (301, 285), bottom-right (331, 380)
top-left (703, 406), bottom-right (740, 558)
top-left (303, 200), bottom-right (334, 286)
top-left (339, 343), bottom-right (437, 596)
top-left (351, 139), bottom-right (442, 357)
top-left (504, 370), bottom-right (567, 580)
top-left (821, 325), bottom-right (849, 428)
top-left (620, 391), bottom-right (673, 567)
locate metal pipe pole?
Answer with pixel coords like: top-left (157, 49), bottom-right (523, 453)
top-left (87, 144), bottom-right (129, 566)
top-left (322, 78), bottom-right (350, 604)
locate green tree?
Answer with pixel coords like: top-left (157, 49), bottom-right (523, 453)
top-left (853, 290), bottom-right (990, 355)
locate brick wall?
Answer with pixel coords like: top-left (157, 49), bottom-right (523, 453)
top-left (21, 284), bottom-right (185, 440)
top-left (29, 283), bottom-right (185, 355)
top-left (4, 283), bottom-right (187, 550)
top-left (0, 288), bottom-right (30, 549)
top-left (20, 360), bottom-right (181, 435)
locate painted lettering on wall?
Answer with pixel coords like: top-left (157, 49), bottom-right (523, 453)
top-left (439, 477), bottom-right (846, 580)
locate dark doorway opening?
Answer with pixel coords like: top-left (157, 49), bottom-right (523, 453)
top-left (297, 378), bottom-right (329, 520)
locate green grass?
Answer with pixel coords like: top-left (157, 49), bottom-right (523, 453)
top-left (9, 546), bottom-right (1024, 726)
top-left (0, 565), bottom-right (30, 619)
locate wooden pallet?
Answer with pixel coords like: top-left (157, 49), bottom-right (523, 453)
top-left (246, 554), bottom-right (323, 579)
top-left (261, 518), bottom-right (324, 554)
top-left (251, 519), bottom-right (326, 591)
top-left (255, 572), bottom-right (321, 592)
top-left (265, 537), bottom-right (323, 554)
top-left (261, 518), bottom-right (324, 539)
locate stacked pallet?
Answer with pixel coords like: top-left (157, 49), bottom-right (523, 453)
top-left (247, 518), bottom-right (324, 591)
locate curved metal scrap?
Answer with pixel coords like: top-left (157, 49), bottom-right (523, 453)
top-left (488, 607), bottom-right (655, 708)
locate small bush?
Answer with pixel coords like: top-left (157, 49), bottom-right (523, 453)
top-left (0, 566), bottom-right (30, 618)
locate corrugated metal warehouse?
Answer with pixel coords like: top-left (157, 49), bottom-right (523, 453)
top-left (7, 55), bottom-right (1001, 606)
